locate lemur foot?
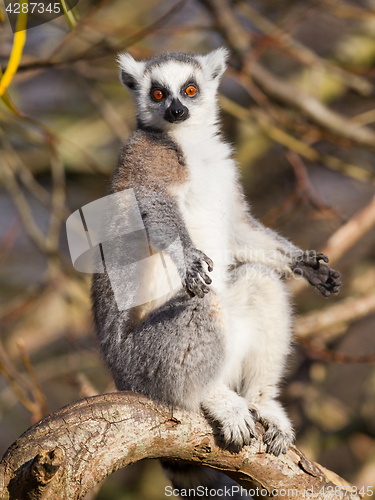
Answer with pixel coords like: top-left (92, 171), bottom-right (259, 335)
top-left (219, 402), bottom-right (257, 451)
top-left (184, 248), bottom-right (213, 298)
top-left (292, 251), bottom-right (341, 297)
top-left (202, 397), bottom-right (257, 451)
top-left (246, 405), bottom-right (292, 456)
top-left (260, 419), bottom-right (294, 457)
top-left (251, 399), bottom-right (295, 456)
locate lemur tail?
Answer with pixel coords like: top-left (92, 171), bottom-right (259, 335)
top-left (161, 460), bottom-right (253, 499)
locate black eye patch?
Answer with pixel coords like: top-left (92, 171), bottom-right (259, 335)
top-left (150, 81), bottom-right (170, 102)
top-left (180, 78), bottom-right (199, 97)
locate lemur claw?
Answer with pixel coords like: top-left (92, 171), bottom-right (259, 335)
top-left (260, 419), bottom-right (294, 457)
top-left (184, 249), bottom-right (213, 298)
top-left (316, 253), bottom-right (329, 264)
top-left (292, 251), bottom-right (341, 297)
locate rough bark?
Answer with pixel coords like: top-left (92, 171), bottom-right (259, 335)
top-left (0, 392), bottom-right (361, 499)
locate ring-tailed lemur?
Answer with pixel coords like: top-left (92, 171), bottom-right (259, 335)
top-left (91, 49), bottom-right (341, 498)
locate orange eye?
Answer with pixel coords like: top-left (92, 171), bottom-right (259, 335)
top-left (185, 85), bottom-right (197, 96)
top-left (153, 89), bottom-right (164, 100)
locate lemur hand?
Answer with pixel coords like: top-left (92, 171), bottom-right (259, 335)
top-left (292, 252), bottom-right (341, 297)
top-left (184, 249), bottom-right (213, 298)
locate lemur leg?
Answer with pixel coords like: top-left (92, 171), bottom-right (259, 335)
top-left (94, 276), bottom-right (251, 498)
top-left (124, 287), bottom-right (258, 451)
top-left (94, 272), bottom-right (229, 411)
top-left (225, 263), bottom-right (294, 456)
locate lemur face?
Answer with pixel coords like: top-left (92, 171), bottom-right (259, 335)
top-left (118, 49), bottom-right (229, 131)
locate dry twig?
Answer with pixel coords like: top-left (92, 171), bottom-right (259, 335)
top-left (219, 95), bottom-right (373, 184)
top-left (12, 0), bottom-right (189, 73)
top-left (0, 342), bottom-right (38, 417)
top-left (295, 291), bottom-right (375, 339)
top-left (201, 0), bottom-right (375, 150)
top-left (321, 195), bottom-right (375, 265)
top-left (17, 340), bottom-right (48, 420)
top-left (236, 1), bottom-right (373, 96)
top-left (299, 336), bottom-right (375, 364)
top-left (291, 195), bottom-right (375, 295)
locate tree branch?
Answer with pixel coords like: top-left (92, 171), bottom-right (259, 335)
top-left (0, 392), bottom-right (361, 499)
top-left (295, 291), bottom-right (375, 339)
top-left (200, 0), bottom-right (375, 150)
top-left (235, 1), bottom-right (373, 96)
top-left (290, 194), bottom-right (375, 295)
top-left (320, 195), bottom-right (375, 265)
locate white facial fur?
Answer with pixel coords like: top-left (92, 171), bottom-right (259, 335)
top-left (117, 49), bottom-right (229, 131)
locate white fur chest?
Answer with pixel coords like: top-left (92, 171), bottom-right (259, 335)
top-left (170, 128), bottom-right (238, 292)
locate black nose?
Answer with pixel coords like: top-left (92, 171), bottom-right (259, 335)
top-left (172, 107), bottom-right (184, 118)
top-left (164, 98), bottom-right (189, 123)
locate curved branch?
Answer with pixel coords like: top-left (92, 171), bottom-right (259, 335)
top-left (0, 392), bottom-right (360, 500)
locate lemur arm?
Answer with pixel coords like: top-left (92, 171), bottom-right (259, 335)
top-left (231, 201), bottom-right (341, 297)
top-left (134, 187), bottom-right (213, 299)
top-left (111, 129), bottom-right (213, 299)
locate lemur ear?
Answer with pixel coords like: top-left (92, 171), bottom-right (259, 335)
top-left (117, 53), bottom-right (145, 90)
top-left (197, 48), bottom-right (230, 81)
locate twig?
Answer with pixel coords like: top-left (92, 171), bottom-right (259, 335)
top-left (17, 340), bottom-right (49, 420)
top-left (0, 359), bottom-right (38, 416)
top-left (76, 68), bottom-right (130, 141)
top-left (0, 219), bottom-right (22, 267)
top-left (299, 336), bottom-right (375, 364)
top-left (321, 0), bottom-right (375, 21)
top-left (0, 132), bottom-right (71, 217)
top-left (321, 195), bottom-right (375, 266)
top-left (285, 149), bottom-right (338, 218)
top-left (0, 154), bottom-right (49, 254)
top-left (0, 126), bottom-right (68, 264)
top-left (290, 195), bottom-right (375, 294)
top-left (250, 62), bottom-right (375, 150)
top-left (0, 281), bottom-right (51, 322)
top-left (74, 373), bottom-right (98, 398)
top-left (235, 1), bottom-right (373, 96)
top-left (0, 342), bottom-right (38, 416)
top-left (295, 292), bottom-right (375, 338)
top-left (59, 0), bottom-right (77, 30)
top-left (228, 64), bottom-right (370, 157)
top-left (13, 0), bottom-right (189, 73)
top-left (200, 0), bottom-right (375, 151)
top-left (43, 0), bottom-right (114, 64)
top-left (62, 0), bottom-right (189, 67)
top-left (219, 95), bottom-right (374, 184)
top-left (45, 141), bottom-right (66, 261)
top-left (261, 188), bottom-right (300, 227)
top-left (352, 108), bottom-right (375, 126)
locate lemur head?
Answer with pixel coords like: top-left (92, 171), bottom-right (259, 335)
top-left (117, 49), bottom-right (229, 131)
